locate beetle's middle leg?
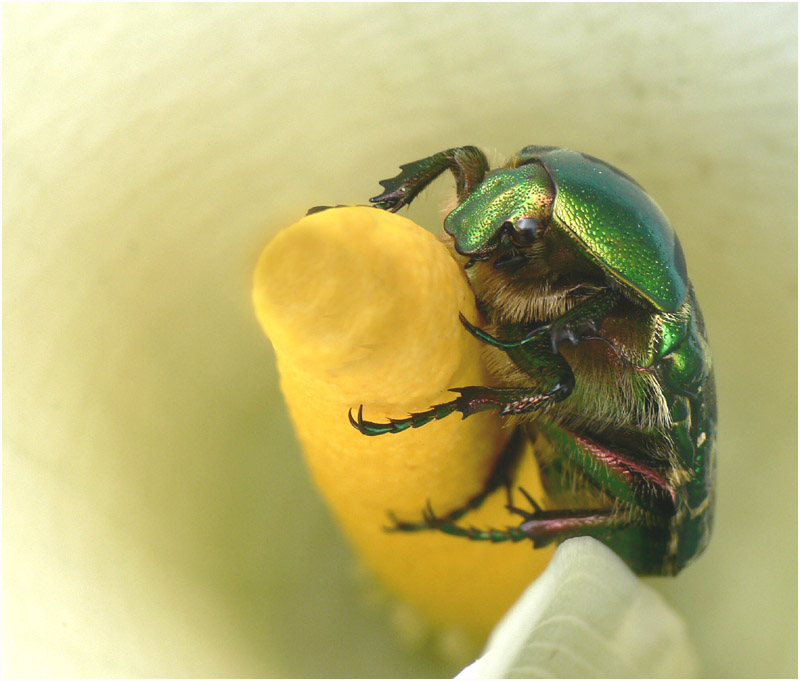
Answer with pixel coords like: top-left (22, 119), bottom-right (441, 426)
top-left (350, 324), bottom-right (575, 435)
top-left (349, 381), bottom-right (571, 436)
top-left (386, 427), bottom-right (525, 534)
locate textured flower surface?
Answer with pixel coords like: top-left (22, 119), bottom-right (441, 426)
top-left (457, 537), bottom-right (698, 678)
top-left (252, 206), bottom-right (556, 641)
top-left (4, 3), bottom-right (796, 678)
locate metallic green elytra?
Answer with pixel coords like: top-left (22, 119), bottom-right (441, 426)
top-left (444, 147), bottom-right (688, 312)
top-left (347, 145), bottom-right (716, 576)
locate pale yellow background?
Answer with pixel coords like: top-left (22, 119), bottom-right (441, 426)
top-left (4, 3), bottom-right (797, 677)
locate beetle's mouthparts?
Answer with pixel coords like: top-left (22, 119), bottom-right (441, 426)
top-left (493, 251), bottom-right (529, 270)
top-left (454, 245), bottom-right (492, 268)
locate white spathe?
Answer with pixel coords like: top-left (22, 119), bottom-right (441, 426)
top-left (457, 537), bottom-right (698, 678)
top-left (4, 3), bottom-right (796, 677)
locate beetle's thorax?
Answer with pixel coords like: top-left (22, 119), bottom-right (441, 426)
top-left (444, 163), bottom-right (555, 258)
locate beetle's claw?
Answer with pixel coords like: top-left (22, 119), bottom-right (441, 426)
top-left (384, 510), bottom-right (401, 532)
top-left (349, 404), bottom-right (435, 435)
top-left (521, 323), bottom-right (549, 343)
top-left (459, 313), bottom-right (519, 349)
top-left (506, 486), bottom-right (543, 520)
top-left (306, 205), bottom-right (334, 215)
top-left (369, 176), bottom-right (411, 212)
top-left (520, 313), bottom-right (601, 354)
top-left (458, 312), bottom-right (493, 342)
top-left (348, 405), bottom-right (383, 435)
top-left (518, 485), bottom-right (543, 512)
top-left (348, 404), bottom-right (407, 436)
top-left (384, 510), bottom-right (427, 533)
top-left (546, 319), bottom-right (600, 354)
top-left (422, 499), bottom-right (439, 525)
top-left (506, 503), bottom-right (536, 521)
top-left (369, 192), bottom-right (406, 213)
top-left (306, 203), bottom-right (358, 216)
top-left (384, 503), bottom-right (448, 534)
top-left (347, 405), bottom-right (363, 430)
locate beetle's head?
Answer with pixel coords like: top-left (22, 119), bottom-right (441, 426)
top-left (444, 163), bottom-right (555, 270)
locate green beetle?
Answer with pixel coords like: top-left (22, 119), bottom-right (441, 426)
top-left (349, 145), bottom-right (716, 576)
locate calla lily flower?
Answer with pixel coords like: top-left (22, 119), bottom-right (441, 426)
top-left (252, 205), bottom-right (699, 678)
top-left (4, 3), bottom-right (796, 678)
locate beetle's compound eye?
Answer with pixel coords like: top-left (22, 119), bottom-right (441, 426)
top-left (508, 217), bottom-right (541, 247)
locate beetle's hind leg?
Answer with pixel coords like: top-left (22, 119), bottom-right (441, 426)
top-left (506, 490), bottom-right (624, 548)
top-left (401, 421), bottom-right (680, 550)
top-left (416, 485), bottom-right (625, 548)
top-left (386, 428), bottom-right (524, 534)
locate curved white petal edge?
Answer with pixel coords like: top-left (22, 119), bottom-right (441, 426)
top-left (456, 537), bottom-right (699, 679)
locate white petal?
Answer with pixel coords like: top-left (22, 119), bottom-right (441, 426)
top-left (457, 537), bottom-right (699, 679)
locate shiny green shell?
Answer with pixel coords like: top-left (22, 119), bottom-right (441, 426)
top-left (518, 147), bottom-right (689, 313)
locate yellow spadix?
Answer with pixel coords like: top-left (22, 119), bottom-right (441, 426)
top-left (253, 206), bottom-right (553, 640)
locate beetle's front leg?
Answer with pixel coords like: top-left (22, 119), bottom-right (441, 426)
top-left (370, 146), bottom-right (490, 211)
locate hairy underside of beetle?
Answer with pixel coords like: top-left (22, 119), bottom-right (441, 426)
top-left (462, 249), bottom-right (678, 519)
